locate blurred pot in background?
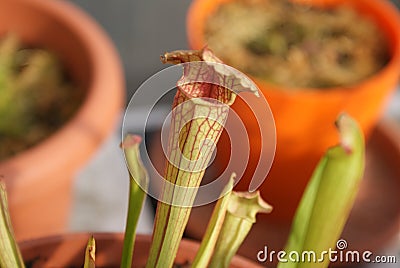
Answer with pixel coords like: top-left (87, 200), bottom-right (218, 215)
top-left (0, 0), bottom-right (124, 240)
top-left (187, 0), bottom-right (400, 221)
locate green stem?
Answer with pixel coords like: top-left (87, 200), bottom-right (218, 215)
top-left (0, 182), bottom-right (25, 268)
top-left (208, 191), bottom-right (272, 268)
top-left (83, 235), bottom-right (95, 268)
top-left (192, 174), bottom-right (235, 268)
top-left (120, 135), bottom-right (149, 268)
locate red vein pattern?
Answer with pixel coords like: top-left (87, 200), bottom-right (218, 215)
top-left (147, 48), bottom-right (257, 268)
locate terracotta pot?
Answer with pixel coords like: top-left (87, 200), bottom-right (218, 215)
top-left (0, 0), bottom-right (125, 240)
top-left (19, 233), bottom-right (263, 267)
top-left (187, 0), bottom-right (400, 221)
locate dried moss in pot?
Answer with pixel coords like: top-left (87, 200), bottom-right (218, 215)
top-left (0, 34), bottom-right (84, 160)
top-left (205, 0), bottom-right (390, 88)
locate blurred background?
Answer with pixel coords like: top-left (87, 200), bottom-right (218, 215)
top-left (71, 0), bottom-right (400, 105)
top-left (70, 0), bottom-right (192, 104)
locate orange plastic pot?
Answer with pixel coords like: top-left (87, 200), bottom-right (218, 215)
top-left (187, 0), bottom-right (400, 221)
top-left (0, 0), bottom-right (124, 240)
top-left (19, 233), bottom-right (263, 267)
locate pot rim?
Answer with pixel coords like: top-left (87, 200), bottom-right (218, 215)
top-left (19, 232), bottom-right (264, 267)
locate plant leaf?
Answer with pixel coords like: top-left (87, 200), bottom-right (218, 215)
top-left (192, 174), bottom-right (235, 268)
top-left (120, 135), bottom-right (149, 268)
top-left (146, 48), bottom-right (259, 268)
top-left (278, 113), bottom-right (365, 268)
top-left (83, 235), bottom-right (95, 268)
top-left (208, 191), bottom-right (272, 268)
top-left (0, 182), bottom-right (25, 268)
